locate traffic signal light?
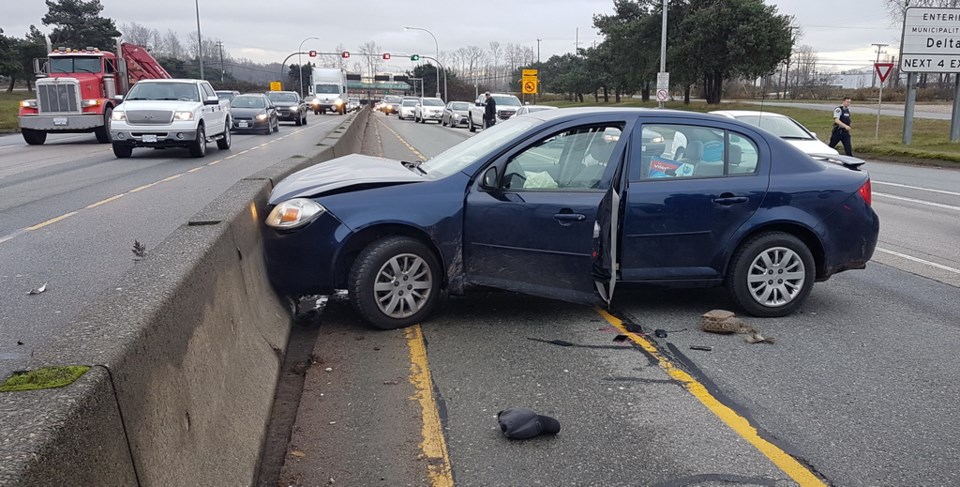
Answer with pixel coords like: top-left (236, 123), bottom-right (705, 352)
top-left (341, 51), bottom-right (350, 59)
top-left (410, 54), bottom-right (420, 61)
top-left (382, 52), bottom-right (391, 60)
top-left (308, 50), bottom-right (317, 57)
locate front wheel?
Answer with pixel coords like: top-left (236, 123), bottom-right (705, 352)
top-left (22, 128), bottom-right (47, 145)
top-left (216, 122), bottom-right (231, 150)
top-left (112, 143), bottom-right (133, 158)
top-left (95, 107), bottom-right (112, 143)
top-left (349, 237), bottom-right (442, 329)
top-left (188, 125), bottom-right (207, 158)
top-left (727, 232), bottom-right (815, 317)
top-left (468, 117), bottom-right (476, 132)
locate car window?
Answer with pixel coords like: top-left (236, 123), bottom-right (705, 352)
top-left (633, 124), bottom-right (759, 180)
top-left (200, 83), bottom-right (216, 98)
top-left (502, 124), bottom-right (623, 191)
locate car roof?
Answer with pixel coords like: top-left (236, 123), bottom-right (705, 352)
top-left (138, 79), bottom-right (203, 84)
top-left (709, 110), bottom-right (789, 119)
top-left (523, 105), bottom-right (557, 109)
top-left (524, 107), bottom-right (750, 124)
top-left (266, 91), bottom-right (298, 94)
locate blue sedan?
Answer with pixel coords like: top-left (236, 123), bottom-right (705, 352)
top-left (263, 108), bottom-right (879, 329)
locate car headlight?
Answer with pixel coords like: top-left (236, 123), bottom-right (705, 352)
top-left (173, 111), bottom-right (194, 121)
top-left (256, 113), bottom-right (267, 121)
top-left (81, 99), bottom-right (100, 107)
top-left (111, 110), bottom-right (126, 121)
top-left (20, 99), bottom-right (38, 108)
top-left (265, 198), bottom-right (326, 230)
top-left (290, 106), bottom-right (299, 112)
top-left (334, 98), bottom-right (343, 106)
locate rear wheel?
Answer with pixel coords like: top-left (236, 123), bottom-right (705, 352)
top-left (95, 107), bottom-right (112, 143)
top-left (295, 114), bottom-right (302, 126)
top-left (468, 117), bottom-right (476, 133)
top-left (112, 143), bottom-right (133, 158)
top-left (216, 122), bottom-right (231, 150)
top-left (349, 237), bottom-right (442, 329)
top-left (188, 124), bottom-right (207, 158)
top-left (302, 113), bottom-right (308, 125)
top-left (727, 232), bottom-right (815, 317)
top-left (22, 128), bottom-right (47, 145)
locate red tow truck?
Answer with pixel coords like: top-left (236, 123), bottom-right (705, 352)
top-left (17, 40), bottom-right (171, 145)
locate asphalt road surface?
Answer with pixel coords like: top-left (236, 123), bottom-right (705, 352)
top-left (279, 111), bottom-right (960, 486)
top-left (0, 114), bottom-right (342, 377)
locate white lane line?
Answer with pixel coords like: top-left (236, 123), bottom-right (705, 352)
top-left (877, 247), bottom-right (960, 275)
top-left (873, 192), bottom-right (960, 212)
top-left (874, 181), bottom-right (960, 198)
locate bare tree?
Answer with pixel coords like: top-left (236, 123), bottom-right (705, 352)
top-left (163, 29), bottom-right (183, 58)
top-left (358, 41), bottom-right (383, 77)
top-left (150, 29), bottom-right (166, 55)
top-left (489, 41), bottom-right (502, 89)
top-left (119, 22), bottom-right (155, 47)
top-left (793, 45), bottom-right (818, 87)
top-left (885, 0), bottom-right (960, 24)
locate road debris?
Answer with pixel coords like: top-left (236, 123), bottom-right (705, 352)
top-left (690, 345), bottom-right (713, 351)
top-left (27, 283), bottom-right (47, 295)
top-left (290, 450), bottom-right (306, 458)
top-left (497, 407), bottom-right (561, 439)
top-left (132, 240), bottom-right (147, 260)
top-left (701, 309), bottom-right (774, 344)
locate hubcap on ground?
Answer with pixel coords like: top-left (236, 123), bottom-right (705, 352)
top-left (372, 253), bottom-right (433, 319)
top-left (746, 246), bottom-right (805, 308)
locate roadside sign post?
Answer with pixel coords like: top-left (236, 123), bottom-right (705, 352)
top-left (874, 63), bottom-right (893, 141)
top-left (522, 68), bottom-right (538, 98)
top-left (656, 72), bottom-right (669, 108)
top-left (898, 7), bottom-right (960, 143)
top-left (269, 81), bottom-right (282, 91)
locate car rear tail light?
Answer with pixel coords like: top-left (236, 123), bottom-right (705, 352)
top-left (857, 179), bottom-right (872, 206)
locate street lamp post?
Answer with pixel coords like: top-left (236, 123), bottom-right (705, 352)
top-left (194, 0), bottom-right (204, 79)
top-left (404, 26), bottom-right (442, 100)
top-left (298, 36), bottom-right (320, 95)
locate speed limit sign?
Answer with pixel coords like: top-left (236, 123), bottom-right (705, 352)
top-left (656, 89), bottom-right (669, 102)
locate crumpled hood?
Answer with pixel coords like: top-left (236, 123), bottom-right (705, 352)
top-left (269, 154), bottom-right (425, 204)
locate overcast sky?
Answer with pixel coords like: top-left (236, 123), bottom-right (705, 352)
top-left (1, 0), bottom-right (901, 73)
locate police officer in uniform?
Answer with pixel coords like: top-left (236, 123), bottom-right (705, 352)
top-left (830, 97), bottom-right (853, 156)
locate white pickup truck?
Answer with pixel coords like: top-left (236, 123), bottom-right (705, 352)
top-left (467, 93), bottom-right (522, 132)
top-left (110, 79), bottom-right (231, 158)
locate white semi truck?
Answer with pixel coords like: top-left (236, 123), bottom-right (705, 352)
top-left (312, 68), bottom-right (347, 115)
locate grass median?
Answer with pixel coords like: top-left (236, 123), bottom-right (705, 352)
top-left (548, 98), bottom-right (960, 166)
top-left (0, 91), bottom-right (32, 133)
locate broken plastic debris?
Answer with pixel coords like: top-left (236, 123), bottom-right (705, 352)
top-left (612, 334), bottom-right (628, 342)
top-left (324, 367), bottom-right (333, 372)
top-left (290, 450), bottom-right (306, 458)
top-left (689, 345), bottom-right (713, 351)
top-left (27, 283), bottom-right (47, 295)
top-left (654, 329), bottom-right (668, 338)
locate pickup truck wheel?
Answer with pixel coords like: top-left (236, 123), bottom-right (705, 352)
top-left (468, 117), bottom-right (476, 133)
top-left (113, 143), bottom-right (133, 158)
top-left (727, 232), bottom-right (815, 317)
top-left (95, 107), bottom-right (112, 143)
top-left (349, 236), bottom-right (442, 330)
top-left (216, 123), bottom-right (231, 150)
top-left (22, 128), bottom-right (47, 145)
top-left (189, 125), bottom-right (207, 158)
top-left (294, 115), bottom-right (302, 126)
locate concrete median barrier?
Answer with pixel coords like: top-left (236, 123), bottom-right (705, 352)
top-left (0, 108), bottom-right (370, 486)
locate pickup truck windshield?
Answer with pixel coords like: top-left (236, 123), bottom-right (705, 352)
top-left (125, 82), bottom-right (200, 101)
top-left (49, 57), bottom-right (101, 74)
top-left (492, 96), bottom-right (521, 107)
top-left (315, 85), bottom-right (339, 94)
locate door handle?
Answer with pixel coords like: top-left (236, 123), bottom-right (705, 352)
top-left (553, 213), bottom-right (586, 221)
top-left (713, 193), bottom-right (749, 205)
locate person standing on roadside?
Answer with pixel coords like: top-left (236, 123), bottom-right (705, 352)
top-left (830, 97), bottom-right (853, 156)
top-left (483, 92), bottom-right (497, 129)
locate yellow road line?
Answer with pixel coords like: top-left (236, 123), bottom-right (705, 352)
top-left (377, 118), bottom-right (428, 160)
top-left (85, 194), bottom-right (125, 209)
top-left (27, 211), bottom-right (78, 231)
top-left (406, 325), bottom-right (454, 487)
top-left (595, 309), bottom-right (826, 487)
top-left (188, 167), bottom-right (203, 173)
top-left (129, 182), bottom-right (158, 193)
top-left (159, 174), bottom-right (182, 183)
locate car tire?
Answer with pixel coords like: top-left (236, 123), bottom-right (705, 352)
top-left (112, 143), bottom-right (133, 158)
top-left (349, 236), bottom-right (442, 330)
top-left (189, 124), bottom-right (207, 158)
top-left (273, 118), bottom-right (280, 132)
top-left (441, 119), bottom-right (447, 126)
top-left (95, 107), bottom-right (112, 143)
top-left (217, 122), bottom-right (231, 150)
top-left (302, 114), bottom-right (308, 125)
top-left (468, 117), bottom-right (476, 133)
top-left (295, 115), bottom-right (302, 126)
top-left (727, 232), bottom-right (815, 318)
top-left (21, 128), bottom-right (47, 145)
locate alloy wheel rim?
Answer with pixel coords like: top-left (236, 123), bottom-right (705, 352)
top-left (746, 246), bottom-right (805, 308)
top-left (373, 253), bottom-right (433, 319)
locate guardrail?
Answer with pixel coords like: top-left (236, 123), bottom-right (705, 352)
top-left (0, 107), bottom-right (370, 486)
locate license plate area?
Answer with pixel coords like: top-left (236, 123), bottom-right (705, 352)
top-left (239, 121), bottom-right (249, 128)
top-left (142, 134), bottom-right (158, 143)
top-left (53, 117), bottom-right (68, 126)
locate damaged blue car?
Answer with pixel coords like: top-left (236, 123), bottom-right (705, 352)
top-left (263, 108), bottom-right (879, 329)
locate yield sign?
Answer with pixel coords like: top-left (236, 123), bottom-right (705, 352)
top-left (875, 63), bottom-right (894, 83)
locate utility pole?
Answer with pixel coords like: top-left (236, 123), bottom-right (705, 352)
top-left (536, 38), bottom-right (541, 104)
top-left (217, 41), bottom-right (224, 82)
top-left (194, 0), bottom-right (204, 80)
top-left (871, 43), bottom-right (889, 88)
top-left (658, 0), bottom-right (667, 108)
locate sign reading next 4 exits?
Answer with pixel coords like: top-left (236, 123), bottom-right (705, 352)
top-left (900, 7), bottom-right (960, 72)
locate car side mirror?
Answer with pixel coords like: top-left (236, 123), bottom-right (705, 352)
top-left (203, 96), bottom-right (220, 105)
top-left (810, 131), bottom-right (817, 138)
top-left (480, 166), bottom-right (499, 190)
top-left (113, 95), bottom-right (124, 104)
top-left (476, 102), bottom-right (482, 107)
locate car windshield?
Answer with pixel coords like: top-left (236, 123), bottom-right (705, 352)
top-left (384, 96), bottom-right (402, 103)
top-left (315, 84), bottom-right (339, 94)
top-left (125, 82), bottom-right (200, 101)
top-left (422, 116), bottom-right (543, 178)
top-left (492, 95), bottom-right (521, 107)
top-left (267, 92), bottom-right (299, 103)
top-left (231, 96), bottom-right (265, 108)
top-left (527, 106), bottom-right (555, 113)
top-left (734, 115), bottom-right (812, 139)
top-left (402, 100), bottom-right (417, 107)
top-left (422, 99), bottom-right (444, 106)
top-left (49, 56), bottom-right (101, 74)
top-left (451, 102), bottom-right (470, 110)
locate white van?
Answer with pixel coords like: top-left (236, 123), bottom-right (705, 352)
top-left (312, 68), bottom-right (347, 115)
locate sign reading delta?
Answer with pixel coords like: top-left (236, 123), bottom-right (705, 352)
top-left (901, 7), bottom-right (960, 72)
